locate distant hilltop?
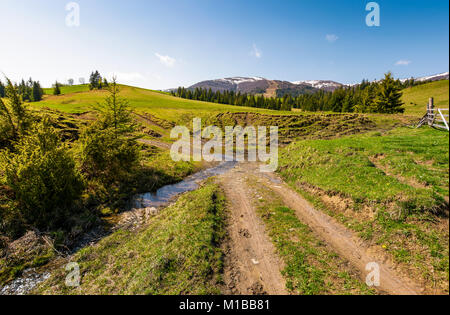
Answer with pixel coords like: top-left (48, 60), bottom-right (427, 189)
top-left (165, 72), bottom-right (449, 98)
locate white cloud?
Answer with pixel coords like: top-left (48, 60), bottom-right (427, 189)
top-left (395, 60), bottom-right (412, 66)
top-left (155, 53), bottom-right (176, 67)
top-left (250, 44), bottom-right (262, 59)
top-left (325, 34), bottom-right (339, 43)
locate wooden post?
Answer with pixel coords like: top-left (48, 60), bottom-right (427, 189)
top-left (428, 97), bottom-right (434, 126)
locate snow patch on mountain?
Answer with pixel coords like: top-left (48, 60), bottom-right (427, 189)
top-left (345, 72), bottom-right (449, 87)
top-left (216, 77), bottom-right (266, 85)
top-left (292, 80), bottom-right (344, 90)
top-left (413, 72), bottom-right (449, 82)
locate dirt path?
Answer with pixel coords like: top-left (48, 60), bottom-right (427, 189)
top-left (138, 138), bottom-right (172, 150)
top-left (238, 163), bottom-right (424, 295)
top-left (218, 166), bottom-right (288, 295)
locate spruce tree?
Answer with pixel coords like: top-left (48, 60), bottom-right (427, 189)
top-left (0, 78), bottom-right (32, 145)
top-left (31, 81), bottom-right (43, 102)
top-left (53, 81), bottom-right (61, 95)
top-left (374, 72), bottom-right (405, 113)
top-left (23, 78), bottom-right (33, 102)
top-left (341, 93), bottom-right (354, 112)
top-left (0, 80), bottom-right (5, 98)
top-left (97, 77), bottom-right (135, 137)
top-left (89, 71), bottom-right (102, 90)
top-left (78, 77), bottom-right (140, 184)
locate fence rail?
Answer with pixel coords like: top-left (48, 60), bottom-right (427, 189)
top-left (417, 98), bottom-right (449, 131)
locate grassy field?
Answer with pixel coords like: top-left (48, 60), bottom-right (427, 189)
top-left (42, 84), bottom-right (91, 95)
top-left (36, 182), bottom-right (226, 295)
top-left (402, 80), bottom-right (449, 116)
top-left (278, 127), bottom-right (449, 293)
top-left (33, 84), bottom-right (419, 146)
top-left (37, 84), bottom-right (291, 125)
top-left (4, 81), bottom-right (447, 294)
top-left (31, 80), bottom-right (450, 123)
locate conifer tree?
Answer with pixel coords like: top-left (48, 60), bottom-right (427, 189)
top-left (97, 77), bottom-right (135, 137)
top-left (341, 93), bottom-right (354, 112)
top-left (89, 71), bottom-right (102, 90)
top-left (31, 81), bottom-right (43, 102)
top-left (53, 81), bottom-right (61, 95)
top-left (78, 77), bottom-right (139, 184)
top-left (374, 72), bottom-right (405, 113)
top-left (0, 78), bottom-right (32, 145)
top-left (0, 80), bottom-right (5, 98)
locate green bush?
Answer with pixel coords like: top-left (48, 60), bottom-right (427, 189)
top-left (78, 77), bottom-right (140, 188)
top-left (0, 78), bottom-right (33, 149)
top-left (78, 122), bottom-right (140, 185)
top-left (0, 118), bottom-right (85, 232)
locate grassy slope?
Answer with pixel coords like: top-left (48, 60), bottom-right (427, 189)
top-left (37, 182), bottom-right (226, 295)
top-left (29, 83), bottom-right (447, 294)
top-left (43, 84), bottom-right (91, 95)
top-left (35, 84), bottom-right (417, 146)
top-left (402, 80), bottom-right (449, 116)
top-left (278, 127), bottom-right (449, 293)
top-left (280, 128), bottom-right (449, 201)
top-left (30, 80), bottom-right (450, 124)
top-left (37, 84), bottom-right (293, 124)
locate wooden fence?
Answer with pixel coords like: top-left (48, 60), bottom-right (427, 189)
top-left (417, 98), bottom-right (449, 131)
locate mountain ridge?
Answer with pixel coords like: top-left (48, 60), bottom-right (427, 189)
top-left (179, 71), bottom-right (449, 97)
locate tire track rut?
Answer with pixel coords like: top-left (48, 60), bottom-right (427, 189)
top-left (218, 168), bottom-right (288, 295)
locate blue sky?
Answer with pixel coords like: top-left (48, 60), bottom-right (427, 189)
top-left (0, 0), bottom-right (448, 89)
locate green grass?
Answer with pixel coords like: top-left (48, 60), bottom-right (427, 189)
top-left (6, 82), bottom-right (447, 294)
top-left (36, 182), bottom-right (226, 295)
top-left (43, 84), bottom-right (91, 95)
top-left (249, 180), bottom-right (375, 295)
top-left (25, 81), bottom-right (450, 130)
top-left (277, 127), bottom-right (449, 293)
top-left (279, 127), bottom-right (449, 206)
top-left (402, 80), bottom-right (449, 116)
top-left (33, 84), bottom-right (418, 143)
top-left (35, 84), bottom-right (290, 124)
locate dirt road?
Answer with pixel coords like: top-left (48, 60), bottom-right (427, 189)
top-left (218, 162), bottom-right (423, 295)
top-left (219, 167), bottom-right (288, 295)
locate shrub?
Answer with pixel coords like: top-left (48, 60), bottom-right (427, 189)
top-left (0, 78), bottom-right (32, 148)
top-left (78, 77), bottom-right (140, 188)
top-left (0, 118), bottom-right (85, 232)
top-left (78, 122), bottom-right (140, 185)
